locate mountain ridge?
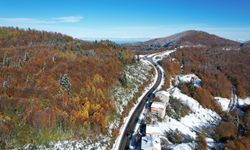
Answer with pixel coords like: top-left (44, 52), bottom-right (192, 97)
top-left (126, 30), bottom-right (241, 50)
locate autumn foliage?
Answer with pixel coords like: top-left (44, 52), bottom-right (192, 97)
top-left (161, 58), bottom-right (181, 89)
top-left (170, 46), bottom-right (250, 98)
top-left (213, 107), bottom-right (250, 150)
top-left (0, 27), bottom-right (134, 146)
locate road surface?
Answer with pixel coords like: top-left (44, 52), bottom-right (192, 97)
top-left (117, 56), bottom-right (163, 150)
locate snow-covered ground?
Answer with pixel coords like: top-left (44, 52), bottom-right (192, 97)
top-left (171, 88), bottom-right (220, 135)
top-left (215, 96), bottom-right (250, 112)
top-left (167, 142), bottom-right (195, 150)
top-left (151, 50), bottom-right (176, 63)
top-left (108, 61), bottom-right (153, 136)
top-left (22, 135), bottom-right (111, 150)
top-left (144, 73), bottom-right (221, 150)
top-left (144, 87), bottom-right (221, 149)
top-left (111, 62), bottom-right (152, 114)
top-left (143, 73), bottom-right (250, 150)
top-left (175, 74), bottom-right (200, 84)
top-left (175, 74), bottom-right (201, 87)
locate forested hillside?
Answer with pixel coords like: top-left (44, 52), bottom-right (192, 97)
top-left (169, 46), bottom-right (250, 98)
top-left (0, 27), bottom-right (134, 148)
top-left (161, 44), bottom-right (250, 149)
top-left (126, 30), bottom-right (240, 50)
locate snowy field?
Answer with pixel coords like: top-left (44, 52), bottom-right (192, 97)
top-left (143, 74), bottom-right (221, 150)
top-left (215, 96), bottom-right (250, 112)
top-left (111, 61), bottom-right (152, 114)
top-left (22, 135), bottom-right (111, 150)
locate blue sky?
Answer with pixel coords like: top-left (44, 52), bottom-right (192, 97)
top-left (0, 0), bottom-right (250, 41)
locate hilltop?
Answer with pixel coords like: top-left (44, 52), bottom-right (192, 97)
top-left (127, 30), bottom-right (240, 50)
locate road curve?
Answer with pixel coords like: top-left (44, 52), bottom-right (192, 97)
top-left (117, 56), bottom-right (163, 150)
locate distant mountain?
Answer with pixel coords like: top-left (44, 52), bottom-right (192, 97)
top-left (127, 30), bottom-right (240, 50)
top-left (243, 41), bottom-right (250, 47)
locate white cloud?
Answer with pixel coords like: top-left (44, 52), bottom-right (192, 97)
top-left (0, 16), bottom-right (83, 24)
top-left (0, 18), bottom-right (33, 22)
top-left (54, 16), bottom-right (83, 23)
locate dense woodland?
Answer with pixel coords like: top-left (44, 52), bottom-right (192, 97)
top-left (0, 27), bottom-right (134, 148)
top-left (167, 46), bottom-right (250, 98)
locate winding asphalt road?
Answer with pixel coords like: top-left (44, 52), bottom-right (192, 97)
top-left (117, 56), bottom-right (163, 150)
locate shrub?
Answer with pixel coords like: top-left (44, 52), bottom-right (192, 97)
top-left (166, 129), bottom-right (183, 144)
top-left (196, 133), bottom-right (207, 150)
top-left (225, 140), bottom-right (247, 150)
top-left (214, 121), bottom-right (237, 142)
top-left (166, 97), bottom-right (190, 121)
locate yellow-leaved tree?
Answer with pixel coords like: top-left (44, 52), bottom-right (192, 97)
top-left (80, 100), bottom-right (90, 121)
top-left (93, 74), bottom-right (104, 84)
